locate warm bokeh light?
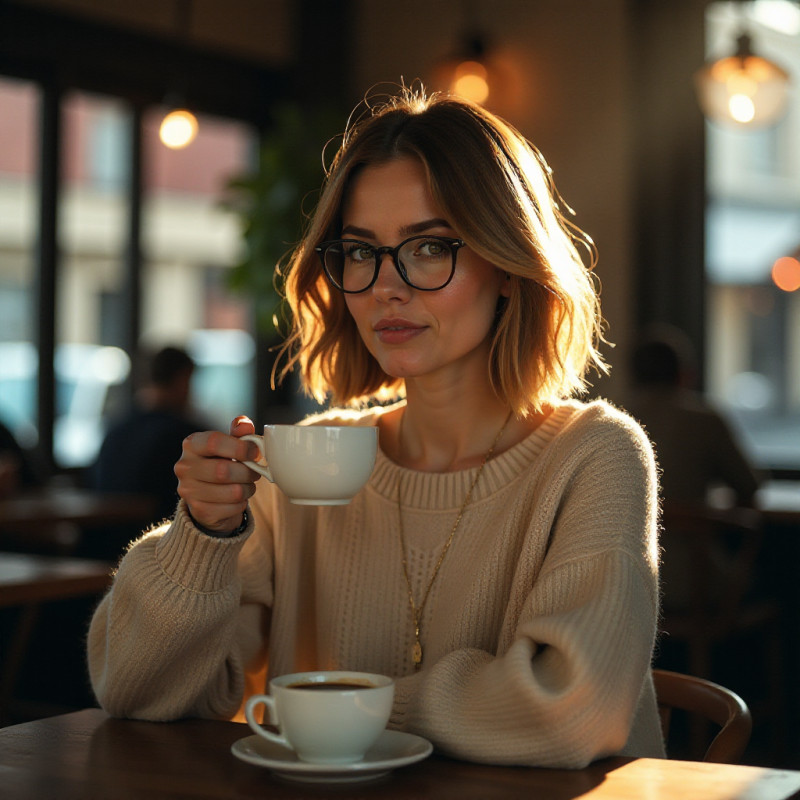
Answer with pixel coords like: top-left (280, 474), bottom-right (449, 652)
top-left (159, 109), bottom-right (198, 149)
top-left (451, 61), bottom-right (490, 105)
top-left (728, 93), bottom-right (756, 122)
top-left (771, 256), bottom-right (800, 292)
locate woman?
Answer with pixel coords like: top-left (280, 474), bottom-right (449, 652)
top-left (88, 87), bottom-right (664, 767)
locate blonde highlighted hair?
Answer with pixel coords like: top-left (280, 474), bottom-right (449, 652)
top-left (277, 86), bottom-right (607, 417)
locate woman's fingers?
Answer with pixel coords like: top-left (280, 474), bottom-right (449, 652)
top-left (174, 421), bottom-right (262, 533)
top-left (230, 415), bottom-right (256, 436)
top-left (184, 429), bottom-right (258, 462)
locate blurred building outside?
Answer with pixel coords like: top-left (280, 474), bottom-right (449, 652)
top-left (0, 82), bottom-right (259, 468)
top-left (705, 1), bottom-right (800, 472)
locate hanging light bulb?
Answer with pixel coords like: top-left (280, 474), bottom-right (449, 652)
top-left (159, 1), bottom-right (198, 149)
top-left (159, 107), bottom-right (198, 149)
top-left (452, 58), bottom-right (490, 105)
top-left (695, 32), bottom-right (790, 128)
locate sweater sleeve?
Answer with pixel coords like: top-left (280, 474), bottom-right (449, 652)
top-left (87, 499), bottom-right (271, 721)
top-left (389, 411), bottom-right (661, 768)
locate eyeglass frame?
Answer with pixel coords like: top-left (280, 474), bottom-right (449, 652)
top-left (315, 235), bottom-right (467, 294)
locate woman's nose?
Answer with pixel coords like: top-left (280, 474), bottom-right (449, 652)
top-left (371, 253), bottom-right (411, 301)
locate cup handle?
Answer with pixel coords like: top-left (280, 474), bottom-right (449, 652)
top-left (245, 695), bottom-right (290, 748)
top-left (239, 434), bottom-right (274, 482)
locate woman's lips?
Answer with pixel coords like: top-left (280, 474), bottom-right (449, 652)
top-left (373, 319), bottom-right (426, 344)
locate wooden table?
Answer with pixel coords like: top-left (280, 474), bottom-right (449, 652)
top-left (0, 552), bottom-right (112, 607)
top-left (0, 487), bottom-right (157, 531)
top-left (0, 486), bottom-right (159, 559)
top-left (1, 709), bottom-right (799, 799)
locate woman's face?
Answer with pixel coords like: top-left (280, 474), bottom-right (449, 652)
top-left (341, 157), bottom-right (509, 386)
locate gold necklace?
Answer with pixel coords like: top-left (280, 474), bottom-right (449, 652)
top-left (396, 410), bottom-right (513, 670)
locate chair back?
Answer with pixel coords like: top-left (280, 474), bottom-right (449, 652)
top-left (653, 668), bottom-right (752, 763)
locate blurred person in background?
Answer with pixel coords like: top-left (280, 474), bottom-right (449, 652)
top-left (0, 418), bottom-right (45, 499)
top-left (627, 325), bottom-right (762, 509)
top-left (88, 346), bottom-right (205, 558)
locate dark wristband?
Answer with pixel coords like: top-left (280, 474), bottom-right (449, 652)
top-left (188, 508), bottom-right (249, 538)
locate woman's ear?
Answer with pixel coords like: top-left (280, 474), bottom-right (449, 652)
top-left (499, 271), bottom-right (513, 298)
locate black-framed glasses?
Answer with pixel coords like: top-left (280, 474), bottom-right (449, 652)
top-left (316, 235), bottom-right (466, 293)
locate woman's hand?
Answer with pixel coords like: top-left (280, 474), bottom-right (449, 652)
top-left (175, 415), bottom-right (262, 534)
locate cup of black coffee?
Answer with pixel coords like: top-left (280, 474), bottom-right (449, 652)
top-left (244, 671), bottom-right (395, 764)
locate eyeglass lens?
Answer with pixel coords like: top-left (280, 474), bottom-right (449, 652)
top-left (322, 236), bottom-right (458, 292)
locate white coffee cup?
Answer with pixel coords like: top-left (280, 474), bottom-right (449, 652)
top-left (241, 425), bottom-right (378, 505)
top-left (244, 671), bottom-right (395, 764)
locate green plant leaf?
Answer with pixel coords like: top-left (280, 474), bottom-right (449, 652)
top-left (221, 102), bottom-right (342, 334)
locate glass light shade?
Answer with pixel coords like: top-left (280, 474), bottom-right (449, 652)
top-left (695, 33), bottom-right (790, 128)
top-left (159, 108), bottom-right (199, 149)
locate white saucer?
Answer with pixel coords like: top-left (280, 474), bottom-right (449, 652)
top-left (231, 729), bottom-right (433, 784)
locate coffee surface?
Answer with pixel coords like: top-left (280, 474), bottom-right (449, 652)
top-left (287, 681), bottom-right (375, 691)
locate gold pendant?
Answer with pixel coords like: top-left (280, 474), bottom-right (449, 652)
top-left (412, 640), bottom-right (422, 667)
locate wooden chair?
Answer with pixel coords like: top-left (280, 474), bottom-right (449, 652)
top-left (657, 503), bottom-right (784, 754)
top-left (653, 668), bottom-right (752, 764)
top-left (659, 504), bottom-right (775, 638)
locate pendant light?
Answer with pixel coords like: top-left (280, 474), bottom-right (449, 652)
top-left (449, 35), bottom-right (491, 105)
top-left (432, 0), bottom-right (494, 105)
top-left (158, 0), bottom-right (199, 149)
top-left (695, 30), bottom-right (790, 127)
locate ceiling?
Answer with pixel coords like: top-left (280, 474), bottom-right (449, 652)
top-left (0, 0), bottom-right (350, 128)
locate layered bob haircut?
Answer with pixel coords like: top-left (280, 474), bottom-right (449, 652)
top-left (277, 87), bottom-right (607, 417)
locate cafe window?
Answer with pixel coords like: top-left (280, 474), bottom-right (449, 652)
top-left (139, 107), bottom-right (257, 433)
top-left (54, 92), bottom-right (132, 468)
top-left (0, 75), bottom-right (259, 470)
top-left (704, 0), bottom-right (800, 472)
top-left (0, 77), bottom-right (39, 450)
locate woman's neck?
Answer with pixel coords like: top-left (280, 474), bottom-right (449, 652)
top-left (398, 396), bottom-right (512, 472)
top-left (378, 385), bottom-right (550, 473)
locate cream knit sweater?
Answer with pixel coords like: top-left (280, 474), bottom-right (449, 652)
top-left (88, 399), bottom-right (665, 768)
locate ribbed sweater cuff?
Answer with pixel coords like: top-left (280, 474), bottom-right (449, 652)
top-left (153, 499), bottom-right (253, 593)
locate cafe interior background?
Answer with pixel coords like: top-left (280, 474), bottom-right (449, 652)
top-left (1, 0), bottom-right (799, 767)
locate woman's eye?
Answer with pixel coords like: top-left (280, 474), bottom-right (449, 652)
top-left (345, 245), bottom-right (374, 262)
top-left (417, 239), bottom-right (447, 258)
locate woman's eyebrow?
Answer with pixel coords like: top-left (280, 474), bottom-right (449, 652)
top-left (340, 218), bottom-right (452, 240)
top-left (340, 224), bottom-right (373, 239)
top-left (401, 218), bottom-right (452, 236)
